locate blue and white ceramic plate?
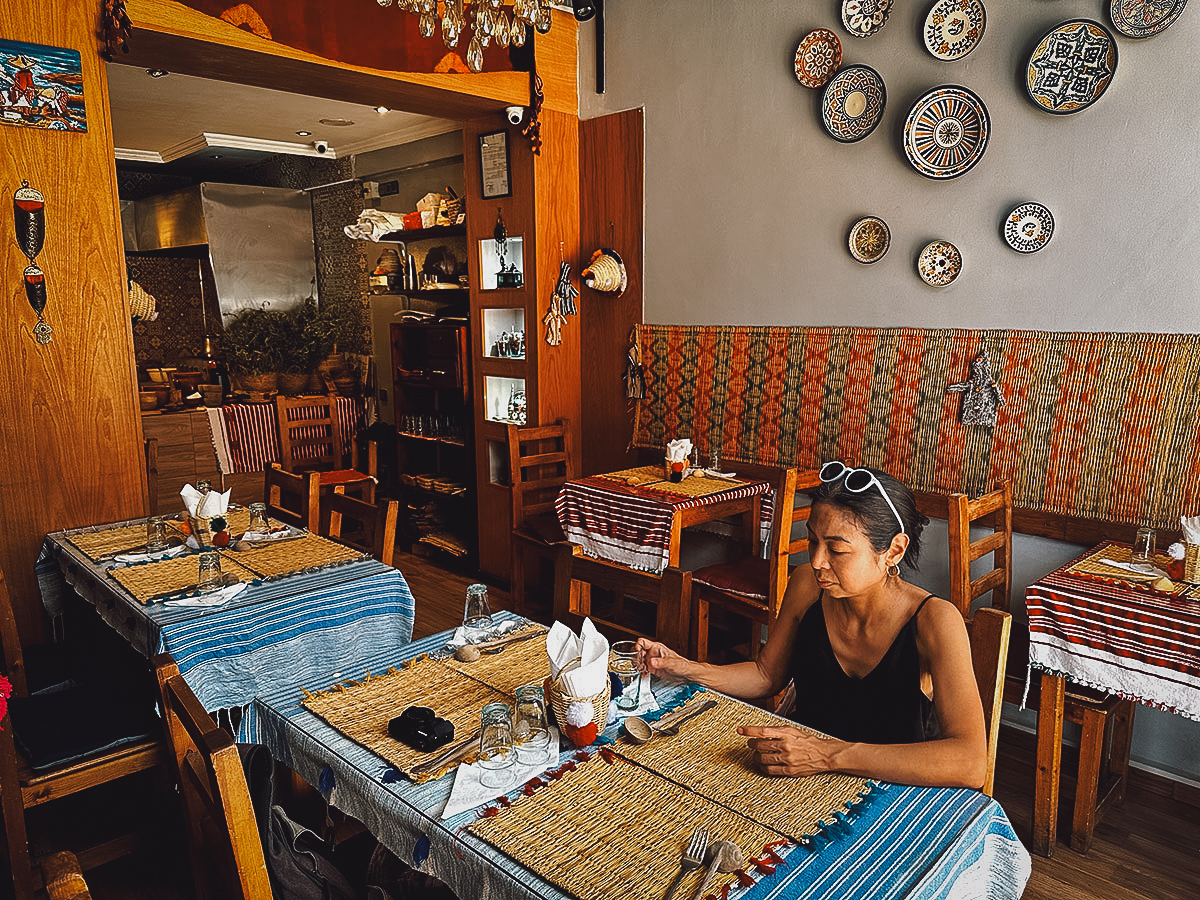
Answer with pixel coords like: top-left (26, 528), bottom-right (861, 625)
top-left (1027, 20), bottom-right (1118, 115)
top-left (903, 85), bottom-right (990, 179)
top-left (821, 65), bottom-right (887, 143)
top-left (1003, 203), bottom-right (1055, 253)
top-left (923, 0), bottom-right (987, 61)
top-left (1110, 0), bottom-right (1188, 39)
top-left (842, 0), bottom-right (895, 38)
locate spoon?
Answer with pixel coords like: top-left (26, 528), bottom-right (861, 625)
top-left (624, 699), bottom-right (719, 744)
top-left (689, 841), bottom-right (745, 900)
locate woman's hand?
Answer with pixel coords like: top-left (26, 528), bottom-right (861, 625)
top-left (738, 724), bottom-right (842, 778)
top-left (634, 638), bottom-right (691, 681)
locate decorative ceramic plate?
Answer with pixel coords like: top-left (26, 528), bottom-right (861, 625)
top-left (1003, 202), bottom-right (1055, 253)
top-left (903, 85), bottom-right (990, 179)
top-left (1026, 20), bottom-right (1119, 115)
top-left (848, 217), bottom-right (891, 264)
top-left (1110, 0), bottom-right (1188, 39)
top-left (842, 0), bottom-right (894, 38)
top-left (923, 0), bottom-right (987, 60)
top-left (918, 240), bottom-right (962, 286)
top-left (795, 29), bottom-right (843, 88)
top-left (821, 65), bottom-right (887, 143)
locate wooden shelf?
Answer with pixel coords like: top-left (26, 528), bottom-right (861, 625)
top-left (378, 224), bottom-right (466, 242)
top-left (397, 431), bottom-right (467, 448)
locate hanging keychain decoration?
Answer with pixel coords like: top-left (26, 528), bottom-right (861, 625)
top-left (14, 180), bottom-right (53, 344)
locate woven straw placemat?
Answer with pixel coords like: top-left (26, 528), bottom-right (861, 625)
top-left (1066, 544), bottom-right (1200, 598)
top-left (301, 658), bottom-right (507, 783)
top-left (599, 466), bottom-right (757, 499)
top-left (442, 626), bottom-right (551, 696)
top-left (108, 552), bottom-right (258, 605)
top-left (67, 523), bottom-right (161, 561)
top-left (618, 695), bottom-right (872, 840)
top-left (471, 751), bottom-right (782, 900)
top-left (226, 533), bottom-right (367, 579)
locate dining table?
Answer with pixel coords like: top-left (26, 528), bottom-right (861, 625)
top-left (554, 465), bottom-right (773, 575)
top-left (1026, 540), bottom-right (1200, 857)
top-left (250, 610), bottom-right (1031, 900)
top-left (37, 512), bottom-right (414, 738)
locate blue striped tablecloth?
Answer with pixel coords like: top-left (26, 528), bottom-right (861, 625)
top-left (252, 612), bottom-right (1030, 900)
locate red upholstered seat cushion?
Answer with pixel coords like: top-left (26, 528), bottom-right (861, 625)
top-left (692, 556), bottom-right (771, 602)
top-left (319, 469), bottom-right (371, 485)
top-left (515, 512), bottom-right (567, 545)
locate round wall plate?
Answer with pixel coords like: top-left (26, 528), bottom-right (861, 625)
top-left (1003, 202), bottom-right (1055, 253)
top-left (848, 217), bottom-right (890, 264)
top-left (842, 0), bottom-right (895, 38)
top-left (903, 85), bottom-right (990, 179)
top-left (923, 0), bottom-right (987, 61)
top-left (1027, 20), bottom-right (1118, 115)
top-left (795, 29), bottom-right (843, 88)
top-left (821, 65), bottom-right (887, 143)
top-left (918, 240), bottom-right (962, 286)
top-left (1110, 0), bottom-right (1188, 39)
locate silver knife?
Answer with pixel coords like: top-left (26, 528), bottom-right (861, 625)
top-left (409, 730), bottom-right (480, 776)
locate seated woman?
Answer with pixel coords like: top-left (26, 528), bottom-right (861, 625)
top-left (637, 461), bottom-right (986, 789)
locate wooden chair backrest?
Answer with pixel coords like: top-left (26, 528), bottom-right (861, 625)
top-left (0, 565), bottom-right (28, 697)
top-left (320, 486), bottom-right (398, 566)
top-left (264, 462), bottom-right (320, 532)
top-left (507, 419), bottom-right (574, 529)
top-left (964, 607), bottom-right (1012, 797)
top-left (752, 465), bottom-right (821, 619)
top-left (275, 394), bottom-right (346, 474)
top-left (947, 482), bottom-right (1013, 618)
top-left (144, 437), bottom-right (159, 516)
top-left (152, 654), bottom-right (272, 900)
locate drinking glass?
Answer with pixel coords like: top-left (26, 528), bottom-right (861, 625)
top-left (609, 640), bottom-right (641, 711)
top-left (197, 551), bottom-right (222, 590)
top-left (462, 583), bottom-right (494, 643)
top-left (145, 515), bottom-right (168, 552)
top-left (1131, 527), bottom-right (1156, 568)
top-left (513, 683), bottom-right (552, 765)
top-left (247, 502), bottom-right (270, 534)
top-left (478, 702), bottom-right (516, 789)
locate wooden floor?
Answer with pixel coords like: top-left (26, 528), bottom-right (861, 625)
top-left (20, 549), bottom-right (1200, 900)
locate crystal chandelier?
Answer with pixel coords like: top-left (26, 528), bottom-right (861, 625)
top-left (376, 1), bottom-right (554, 73)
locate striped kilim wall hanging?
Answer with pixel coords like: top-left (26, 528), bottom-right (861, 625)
top-left (631, 325), bottom-right (1200, 530)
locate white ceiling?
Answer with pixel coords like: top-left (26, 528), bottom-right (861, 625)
top-left (107, 62), bottom-right (459, 167)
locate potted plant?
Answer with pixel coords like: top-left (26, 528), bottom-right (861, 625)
top-left (222, 306), bottom-right (290, 394)
top-left (279, 299), bottom-right (336, 395)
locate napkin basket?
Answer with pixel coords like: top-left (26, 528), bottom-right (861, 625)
top-left (547, 659), bottom-right (609, 745)
top-left (186, 514), bottom-right (212, 548)
top-left (1185, 543), bottom-right (1200, 584)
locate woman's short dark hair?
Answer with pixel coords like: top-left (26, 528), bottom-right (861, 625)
top-left (809, 466), bottom-right (928, 570)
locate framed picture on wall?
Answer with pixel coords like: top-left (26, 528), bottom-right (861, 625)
top-left (479, 130), bottom-right (511, 199)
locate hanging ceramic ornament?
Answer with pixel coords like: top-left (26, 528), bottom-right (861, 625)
top-left (14, 180), bottom-right (52, 344)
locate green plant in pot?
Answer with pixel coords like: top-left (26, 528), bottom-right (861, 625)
top-left (222, 306), bottom-right (290, 394)
top-left (281, 299), bottom-right (336, 395)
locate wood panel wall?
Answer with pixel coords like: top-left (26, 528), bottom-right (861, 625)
top-left (580, 108), bottom-right (644, 476)
top-left (1, 3), bottom-right (146, 641)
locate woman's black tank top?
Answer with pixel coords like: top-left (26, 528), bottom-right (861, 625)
top-left (786, 593), bottom-right (940, 745)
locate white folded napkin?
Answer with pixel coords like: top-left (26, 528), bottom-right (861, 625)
top-left (546, 618), bottom-right (609, 697)
top-left (1100, 558), bottom-right (1169, 579)
top-left (179, 483), bottom-right (231, 518)
top-left (114, 544), bottom-right (187, 564)
top-left (444, 618), bottom-right (525, 649)
top-left (238, 525), bottom-right (301, 542)
top-left (665, 438), bottom-right (693, 465)
top-left (440, 728), bottom-right (560, 820)
top-left (164, 582), bottom-right (247, 607)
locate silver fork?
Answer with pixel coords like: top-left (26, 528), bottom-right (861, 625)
top-left (663, 827), bottom-right (708, 900)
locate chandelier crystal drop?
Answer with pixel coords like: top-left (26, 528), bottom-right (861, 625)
top-left (376, 0), bottom-right (551, 71)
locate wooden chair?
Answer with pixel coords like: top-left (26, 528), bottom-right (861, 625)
top-left (554, 544), bottom-right (693, 654)
top-left (144, 437), bottom-right (159, 516)
top-left (964, 607), bottom-right (1012, 797)
top-left (507, 419), bottom-right (576, 615)
top-left (691, 466), bottom-right (822, 663)
top-left (319, 485), bottom-right (399, 566)
top-left (946, 483), bottom-right (1133, 849)
top-left (152, 654), bottom-right (272, 900)
top-left (274, 393), bottom-right (376, 503)
top-left (264, 461), bottom-right (320, 531)
top-left (0, 567), bottom-right (164, 900)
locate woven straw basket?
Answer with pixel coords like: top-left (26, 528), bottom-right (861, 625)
top-left (581, 248), bottom-right (627, 295)
top-left (1185, 543), bottom-right (1200, 584)
top-left (548, 658), bottom-right (610, 743)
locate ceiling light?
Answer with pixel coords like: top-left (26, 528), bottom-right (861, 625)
top-left (318, 117), bottom-right (355, 127)
top-left (146, 69), bottom-right (169, 78)
top-left (295, 130), bottom-right (312, 136)
top-left (211, 154), bottom-right (222, 159)
top-left (375, 106), bottom-right (389, 114)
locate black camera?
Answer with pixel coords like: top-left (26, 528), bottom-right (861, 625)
top-left (388, 706), bottom-right (455, 752)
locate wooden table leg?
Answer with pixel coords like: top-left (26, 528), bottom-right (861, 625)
top-left (1033, 672), bottom-right (1065, 858)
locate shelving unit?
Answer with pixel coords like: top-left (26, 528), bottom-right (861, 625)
top-left (391, 321), bottom-right (475, 565)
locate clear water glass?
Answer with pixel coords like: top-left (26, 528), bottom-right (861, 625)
top-left (462, 583), bottom-right (494, 643)
top-left (197, 551), bottom-right (222, 589)
top-left (478, 702), bottom-right (516, 789)
top-left (609, 640), bottom-right (641, 711)
top-left (1131, 527), bottom-right (1156, 568)
top-left (145, 515), bottom-right (168, 552)
top-left (247, 502), bottom-right (270, 534)
top-left (513, 683), bottom-right (552, 765)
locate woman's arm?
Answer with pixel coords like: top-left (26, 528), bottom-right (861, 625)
top-left (636, 564), bottom-right (822, 701)
top-left (740, 597), bottom-right (988, 789)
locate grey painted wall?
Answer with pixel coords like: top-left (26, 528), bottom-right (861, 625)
top-left (577, 3), bottom-right (1200, 781)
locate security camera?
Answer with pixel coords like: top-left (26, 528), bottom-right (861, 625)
top-left (506, 106), bottom-right (525, 126)
top-left (313, 140), bottom-right (329, 154)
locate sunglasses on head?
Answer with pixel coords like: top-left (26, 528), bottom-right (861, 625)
top-left (818, 461), bottom-right (906, 535)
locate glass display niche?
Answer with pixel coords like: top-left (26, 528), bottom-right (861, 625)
top-left (478, 236), bottom-right (524, 290)
top-left (482, 308), bottom-right (526, 359)
top-left (483, 375), bottom-right (526, 424)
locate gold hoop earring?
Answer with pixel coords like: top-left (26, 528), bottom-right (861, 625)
top-left (886, 563), bottom-right (901, 578)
